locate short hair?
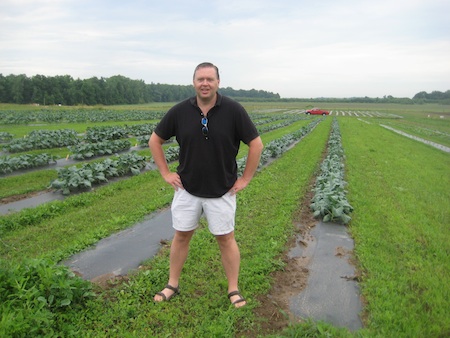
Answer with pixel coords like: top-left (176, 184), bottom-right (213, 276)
top-left (193, 62), bottom-right (220, 80)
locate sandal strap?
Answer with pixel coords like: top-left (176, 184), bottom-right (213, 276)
top-left (165, 284), bottom-right (179, 293)
top-left (232, 298), bottom-right (246, 305)
top-left (228, 290), bottom-right (242, 299)
top-left (228, 290), bottom-right (246, 305)
top-left (156, 291), bottom-right (168, 301)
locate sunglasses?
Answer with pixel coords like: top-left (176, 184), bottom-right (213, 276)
top-left (201, 116), bottom-right (209, 139)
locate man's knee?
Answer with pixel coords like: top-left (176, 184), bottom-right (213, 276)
top-left (173, 230), bottom-right (194, 244)
top-left (215, 231), bottom-right (236, 246)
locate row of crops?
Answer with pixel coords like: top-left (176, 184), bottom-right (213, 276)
top-left (0, 114), bottom-right (310, 175)
top-left (2, 124), bottom-right (156, 153)
top-left (310, 118), bottom-right (353, 224)
top-left (329, 111), bottom-right (402, 118)
top-left (0, 153), bottom-right (58, 174)
top-left (0, 109), bottom-right (165, 124)
top-left (1, 113), bottom-right (352, 228)
top-left (50, 152), bottom-right (149, 195)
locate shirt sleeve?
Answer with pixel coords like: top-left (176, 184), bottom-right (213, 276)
top-left (235, 104), bottom-right (259, 144)
top-left (154, 108), bottom-right (177, 141)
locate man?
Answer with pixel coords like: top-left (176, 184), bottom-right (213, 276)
top-left (149, 62), bottom-right (263, 308)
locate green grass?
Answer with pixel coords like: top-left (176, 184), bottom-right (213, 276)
top-left (374, 118), bottom-right (450, 147)
top-left (1, 103), bottom-right (450, 336)
top-left (65, 115), bottom-right (333, 337)
top-left (0, 169), bottom-right (57, 199)
top-left (339, 117), bottom-right (450, 337)
top-left (0, 117), bottom-right (332, 337)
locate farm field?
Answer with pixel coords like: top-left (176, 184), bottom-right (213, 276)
top-left (0, 102), bottom-right (449, 337)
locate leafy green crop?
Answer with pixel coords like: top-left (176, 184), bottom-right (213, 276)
top-left (3, 129), bottom-right (79, 153)
top-left (238, 118), bottom-right (322, 174)
top-left (0, 131), bottom-right (13, 143)
top-left (163, 146), bottom-right (180, 162)
top-left (0, 109), bottom-right (165, 124)
top-left (136, 134), bottom-right (150, 146)
top-left (0, 153), bottom-right (58, 174)
top-left (69, 139), bottom-right (131, 160)
top-left (124, 123), bottom-right (156, 136)
top-left (50, 151), bottom-right (149, 194)
top-left (310, 118), bottom-right (353, 224)
top-left (0, 258), bottom-right (95, 337)
top-left (84, 125), bottom-right (128, 142)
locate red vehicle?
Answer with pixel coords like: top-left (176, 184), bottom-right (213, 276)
top-left (306, 108), bottom-right (329, 116)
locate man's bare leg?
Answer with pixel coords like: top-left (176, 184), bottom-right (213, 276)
top-left (216, 231), bottom-right (246, 307)
top-left (154, 230), bottom-right (194, 301)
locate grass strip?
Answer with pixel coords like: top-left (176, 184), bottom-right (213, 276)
top-left (373, 118), bottom-right (450, 148)
top-left (0, 169), bottom-right (57, 199)
top-left (340, 117), bottom-right (450, 337)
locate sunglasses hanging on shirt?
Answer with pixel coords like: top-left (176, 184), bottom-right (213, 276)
top-left (201, 116), bottom-right (208, 139)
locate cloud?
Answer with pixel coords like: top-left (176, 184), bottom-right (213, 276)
top-left (1, 0), bottom-right (449, 98)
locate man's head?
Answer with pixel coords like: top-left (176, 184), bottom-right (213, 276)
top-left (193, 62), bottom-right (220, 80)
top-left (193, 62), bottom-right (220, 102)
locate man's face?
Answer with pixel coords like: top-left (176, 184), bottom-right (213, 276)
top-left (193, 67), bottom-right (220, 101)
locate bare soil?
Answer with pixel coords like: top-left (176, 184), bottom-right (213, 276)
top-left (0, 190), bottom-right (49, 204)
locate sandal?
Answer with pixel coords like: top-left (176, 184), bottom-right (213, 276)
top-left (155, 284), bottom-right (179, 302)
top-left (228, 290), bottom-right (246, 307)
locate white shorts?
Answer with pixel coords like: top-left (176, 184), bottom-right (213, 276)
top-left (171, 189), bottom-right (236, 236)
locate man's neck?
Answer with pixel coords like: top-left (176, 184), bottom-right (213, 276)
top-left (197, 94), bottom-right (217, 115)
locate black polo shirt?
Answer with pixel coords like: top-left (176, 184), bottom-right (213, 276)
top-left (154, 94), bottom-right (259, 198)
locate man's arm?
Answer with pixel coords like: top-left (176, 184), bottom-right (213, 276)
top-left (231, 136), bottom-right (263, 194)
top-left (149, 132), bottom-right (183, 190)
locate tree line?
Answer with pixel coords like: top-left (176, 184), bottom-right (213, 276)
top-left (412, 90), bottom-right (450, 104)
top-left (0, 74), bottom-right (280, 105)
top-left (281, 91), bottom-right (450, 105)
top-left (0, 73), bottom-right (448, 105)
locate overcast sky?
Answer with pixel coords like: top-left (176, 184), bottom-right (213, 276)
top-left (1, 0), bottom-right (449, 98)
